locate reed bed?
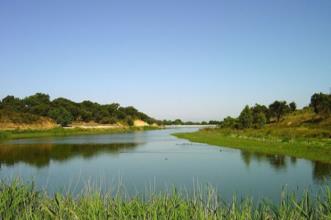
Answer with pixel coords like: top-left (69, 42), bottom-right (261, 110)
top-left (0, 180), bottom-right (331, 219)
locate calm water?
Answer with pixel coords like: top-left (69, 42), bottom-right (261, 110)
top-left (0, 127), bottom-right (330, 200)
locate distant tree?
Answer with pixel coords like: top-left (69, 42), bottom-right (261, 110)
top-left (238, 105), bottom-right (253, 129)
top-left (173, 119), bottom-right (183, 125)
top-left (1, 95), bottom-right (25, 112)
top-left (0, 92), bottom-right (158, 126)
top-left (24, 93), bottom-right (50, 116)
top-left (289, 102), bottom-right (297, 112)
top-left (24, 93), bottom-right (50, 106)
top-left (253, 112), bottom-right (267, 129)
top-left (105, 103), bottom-right (120, 116)
top-left (251, 104), bottom-right (269, 124)
top-left (219, 116), bottom-right (237, 128)
top-left (52, 98), bottom-right (80, 119)
top-left (126, 116), bottom-right (134, 126)
top-left (48, 107), bottom-right (73, 127)
top-left (268, 101), bottom-right (289, 122)
top-left (310, 93), bottom-right (331, 118)
top-left (209, 120), bottom-right (221, 125)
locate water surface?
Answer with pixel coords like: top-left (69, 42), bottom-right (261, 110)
top-left (0, 127), bottom-right (330, 201)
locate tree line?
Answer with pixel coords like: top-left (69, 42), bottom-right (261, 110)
top-left (161, 119), bottom-right (221, 126)
top-left (0, 93), bottom-right (159, 127)
top-left (219, 92), bottom-right (331, 129)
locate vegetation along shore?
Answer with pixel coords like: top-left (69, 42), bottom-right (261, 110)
top-left (175, 92), bottom-right (331, 163)
top-left (1, 180), bottom-right (331, 219)
top-left (0, 93), bottom-right (163, 140)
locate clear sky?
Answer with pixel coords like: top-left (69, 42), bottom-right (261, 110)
top-left (0, 0), bottom-right (330, 121)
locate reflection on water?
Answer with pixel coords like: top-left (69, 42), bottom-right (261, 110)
top-left (0, 127), bottom-right (330, 201)
top-left (0, 143), bottom-right (138, 168)
top-left (313, 162), bottom-right (331, 183)
top-left (240, 150), bottom-right (331, 183)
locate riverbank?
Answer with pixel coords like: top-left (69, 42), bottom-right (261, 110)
top-left (0, 126), bottom-right (161, 140)
top-left (174, 128), bottom-right (331, 163)
top-left (0, 180), bottom-right (330, 219)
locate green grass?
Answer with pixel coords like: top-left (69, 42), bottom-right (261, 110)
top-left (0, 126), bottom-right (160, 140)
top-left (1, 180), bottom-right (331, 219)
top-left (174, 128), bottom-right (331, 163)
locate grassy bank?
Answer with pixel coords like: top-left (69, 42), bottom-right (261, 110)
top-left (1, 180), bottom-right (331, 219)
top-left (0, 126), bottom-right (160, 140)
top-left (174, 128), bottom-right (331, 163)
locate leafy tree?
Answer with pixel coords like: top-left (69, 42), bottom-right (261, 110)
top-left (220, 116), bottom-right (238, 128)
top-left (52, 98), bottom-right (80, 119)
top-left (126, 116), bottom-right (134, 126)
top-left (105, 103), bottom-right (120, 116)
top-left (310, 93), bottom-right (331, 118)
top-left (173, 119), bottom-right (183, 125)
top-left (23, 93), bottom-right (50, 116)
top-left (48, 107), bottom-right (73, 127)
top-left (1, 96), bottom-right (25, 112)
top-left (289, 102), bottom-right (297, 112)
top-left (251, 104), bottom-right (269, 124)
top-left (24, 93), bottom-right (50, 106)
top-left (253, 112), bottom-right (267, 128)
top-left (209, 120), bottom-right (221, 125)
top-left (0, 92), bottom-right (158, 126)
top-left (268, 101), bottom-right (289, 122)
top-left (238, 105), bottom-right (253, 129)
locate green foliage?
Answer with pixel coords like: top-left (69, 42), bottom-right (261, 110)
top-left (126, 116), bottom-right (134, 126)
top-left (269, 101), bottom-right (290, 122)
top-left (220, 116), bottom-right (238, 128)
top-left (1, 95), bottom-right (25, 112)
top-left (0, 93), bottom-right (158, 127)
top-left (0, 109), bottom-right (41, 124)
top-left (48, 107), bottom-right (73, 127)
top-left (253, 112), bottom-right (267, 129)
top-left (218, 93), bottom-right (329, 130)
top-left (289, 102), bottom-right (297, 112)
top-left (311, 93), bottom-right (331, 118)
top-left (238, 105), bottom-right (253, 129)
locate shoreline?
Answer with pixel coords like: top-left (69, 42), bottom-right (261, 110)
top-left (174, 128), bottom-right (331, 163)
top-left (0, 126), bottom-right (162, 140)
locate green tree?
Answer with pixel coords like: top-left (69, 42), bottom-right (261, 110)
top-left (238, 105), bottom-right (253, 129)
top-left (1, 95), bottom-right (25, 112)
top-left (253, 112), bottom-right (267, 128)
top-left (126, 116), bottom-right (134, 126)
top-left (310, 93), bottom-right (331, 118)
top-left (24, 93), bottom-right (50, 116)
top-left (48, 107), bottom-right (73, 127)
top-left (251, 104), bottom-right (269, 124)
top-left (269, 101), bottom-right (289, 122)
top-left (289, 102), bottom-right (297, 112)
top-left (52, 98), bottom-right (80, 119)
top-left (220, 116), bottom-right (238, 128)
top-left (173, 119), bottom-right (183, 125)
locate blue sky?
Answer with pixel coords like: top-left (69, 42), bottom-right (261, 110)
top-left (0, 0), bottom-right (330, 121)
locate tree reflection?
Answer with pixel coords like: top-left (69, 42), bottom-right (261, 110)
top-left (240, 151), bottom-right (290, 171)
top-left (241, 150), bottom-right (331, 181)
top-left (0, 143), bottom-right (137, 168)
top-left (312, 161), bottom-right (331, 183)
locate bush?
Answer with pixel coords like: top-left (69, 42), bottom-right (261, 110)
top-left (238, 106), bottom-right (253, 129)
top-left (48, 107), bottom-right (73, 127)
top-left (311, 93), bottom-right (331, 118)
